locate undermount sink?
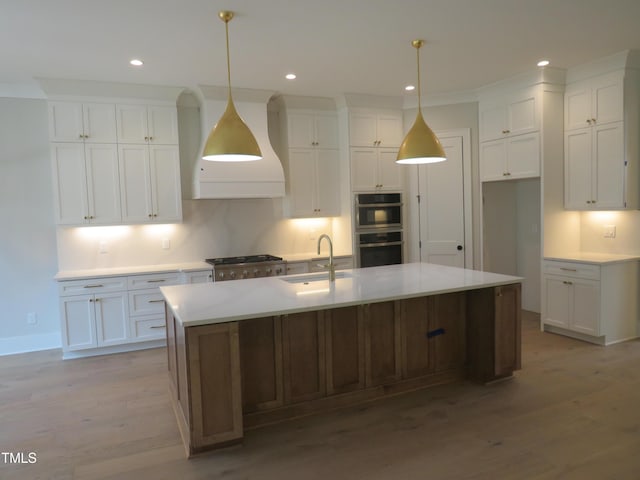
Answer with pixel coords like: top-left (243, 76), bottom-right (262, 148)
top-left (280, 271), bottom-right (351, 284)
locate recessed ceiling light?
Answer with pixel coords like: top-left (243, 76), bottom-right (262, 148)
top-left (130, 59), bottom-right (144, 67)
top-left (405, 85), bottom-right (415, 91)
top-left (537, 60), bottom-right (550, 67)
top-left (285, 73), bottom-right (297, 80)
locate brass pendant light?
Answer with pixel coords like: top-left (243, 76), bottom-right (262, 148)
top-left (202, 11), bottom-right (262, 162)
top-left (396, 40), bottom-right (446, 164)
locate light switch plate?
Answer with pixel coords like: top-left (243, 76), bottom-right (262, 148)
top-left (603, 225), bottom-right (616, 238)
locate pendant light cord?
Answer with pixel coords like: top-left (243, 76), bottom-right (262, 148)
top-left (225, 18), bottom-right (232, 102)
top-left (416, 42), bottom-right (422, 114)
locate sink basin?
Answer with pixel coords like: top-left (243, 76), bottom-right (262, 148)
top-left (280, 271), bottom-right (351, 284)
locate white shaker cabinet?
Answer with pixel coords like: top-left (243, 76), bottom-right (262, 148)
top-left (542, 258), bottom-right (639, 345)
top-left (479, 89), bottom-right (539, 142)
top-left (349, 111), bottom-right (404, 148)
top-left (118, 144), bottom-right (182, 223)
top-left (479, 132), bottom-right (540, 182)
top-left (350, 147), bottom-right (404, 192)
top-left (116, 104), bottom-right (179, 145)
top-left (49, 101), bottom-right (117, 143)
top-left (287, 111), bottom-right (339, 149)
top-left (564, 71), bottom-right (623, 130)
top-left (51, 143), bottom-right (122, 225)
top-left (287, 148), bottom-right (340, 217)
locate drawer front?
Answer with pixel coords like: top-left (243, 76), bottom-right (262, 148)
top-left (129, 288), bottom-right (165, 316)
top-left (543, 261), bottom-right (600, 280)
top-left (131, 315), bottom-right (167, 340)
top-left (58, 277), bottom-right (127, 296)
top-left (127, 272), bottom-right (182, 290)
top-left (286, 261), bottom-right (310, 275)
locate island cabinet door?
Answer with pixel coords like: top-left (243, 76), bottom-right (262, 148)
top-left (238, 317), bottom-right (284, 413)
top-left (185, 323), bottom-right (243, 452)
top-left (282, 311), bottom-right (326, 404)
top-left (364, 301), bottom-right (402, 387)
top-left (325, 306), bottom-right (365, 395)
top-left (466, 284), bottom-right (522, 383)
top-left (429, 292), bottom-right (467, 373)
top-left (400, 297), bottom-right (431, 379)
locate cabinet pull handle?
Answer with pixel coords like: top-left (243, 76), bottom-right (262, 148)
top-left (591, 118), bottom-right (596, 124)
top-left (147, 279), bottom-right (166, 283)
top-left (587, 119), bottom-right (592, 125)
top-left (149, 325), bottom-right (166, 329)
top-left (148, 299), bottom-right (165, 303)
top-left (84, 284), bottom-right (104, 288)
top-left (559, 268), bottom-right (577, 272)
top-left (563, 280), bottom-right (573, 285)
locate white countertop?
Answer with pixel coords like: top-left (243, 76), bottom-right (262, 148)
top-left (544, 252), bottom-right (640, 265)
top-left (54, 261), bottom-right (212, 281)
top-left (161, 262), bottom-right (522, 327)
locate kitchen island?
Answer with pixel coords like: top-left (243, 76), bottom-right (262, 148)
top-left (161, 263), bottom-right (522, 456)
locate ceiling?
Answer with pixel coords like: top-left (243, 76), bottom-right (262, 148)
top-left (3, 0), bottom-right (640, 100)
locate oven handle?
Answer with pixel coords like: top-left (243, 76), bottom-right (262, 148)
top-left (356, 202), bottom-right (403, 208)
top-left (356, 223), bottom-right (403, 231)
top-left (359, 241), bottom-right (404, 248)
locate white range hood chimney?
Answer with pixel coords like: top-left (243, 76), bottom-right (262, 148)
top-left (193, 85), bottom-right (285, 199)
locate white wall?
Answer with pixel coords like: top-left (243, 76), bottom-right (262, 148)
top-left (581, 211), bottom-right (640, 254)
top-left (0, 98), bottom-right (61, 354)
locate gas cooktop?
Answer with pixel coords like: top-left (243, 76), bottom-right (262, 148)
top-left (205, 254), bottom-right (283, 266)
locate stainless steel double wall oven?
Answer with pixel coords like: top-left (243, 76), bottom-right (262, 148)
top-left (354, 192), bottom-right (403, 268)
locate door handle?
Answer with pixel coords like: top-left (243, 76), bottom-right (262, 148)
top-left (456, 245), bottom-right (463, 251)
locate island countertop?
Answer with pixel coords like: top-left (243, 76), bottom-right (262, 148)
top-left (161, 262), bottom-right (522, 327)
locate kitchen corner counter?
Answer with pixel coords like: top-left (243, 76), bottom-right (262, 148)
top-left (54, 261), bottom-right (212, 281)
top-left (544, 252), bottom-right (640, 265)
top-left (161, 262), bottom-right (522, 327)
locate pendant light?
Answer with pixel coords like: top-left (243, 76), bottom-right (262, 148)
top-left (396, 40), bottom-right (446, 164)
top-left (202, 11), bottom-right (262, 162)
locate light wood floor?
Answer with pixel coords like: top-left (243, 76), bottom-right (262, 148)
top-left (3, 312), bottom-right (640, 480)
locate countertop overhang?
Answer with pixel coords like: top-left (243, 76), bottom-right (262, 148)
top-left (161, 262), bottom-right (522, 327)
top-left (54, 262), bottom-right (213, 281)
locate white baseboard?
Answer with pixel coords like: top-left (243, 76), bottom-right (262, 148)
top-left (0, 332), bottom-right (62, 356)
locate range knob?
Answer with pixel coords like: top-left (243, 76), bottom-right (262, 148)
top-left (265, 267), bottom-right (272, 275)
top-left (242, 270), bottom-right (248, 279)
top-left (253, 268), bottom-right (260, 277)
top-left (229, 271), bottom-right (236, 279)
top-left (218, 272), bottom-right (225, 280)
top-left (275, 267), bottom-right (283, 275)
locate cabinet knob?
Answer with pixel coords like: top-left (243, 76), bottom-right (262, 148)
top-left (144, 136), bottom-right (149, 141)
top-left (149, 136), bottom-right (154, 141)
top-left (586, 119), bottom-right (592, 125)
top-left (591, 118), bottom-right (596, 124)
top-left (153, 213), bottom-right (158, 217)
top-left (148, 214), bottom-right (153, 218)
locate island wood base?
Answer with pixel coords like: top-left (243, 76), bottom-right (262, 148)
top-left (166, 284), bottom-right (521, 457)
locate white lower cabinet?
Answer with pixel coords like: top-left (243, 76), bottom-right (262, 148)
top-left (542, 259), bottom-right (639, 345)
top-left (58, 268), bottom-right (212, 355)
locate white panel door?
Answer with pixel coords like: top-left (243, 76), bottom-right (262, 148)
top-left (564, 128), bottom-right (592, 209)
top-left (288, 148), bottom-right (316, 216)
top-left (60, 294), bottom-right (97, 350)
top-left (288, 113), bottom-right (315, 148)
top-left (571, 280), bottom-right (600, 336)
top-left (316, 148), bottom-right (340, 216)
top-left (479, 139), bottom-right (507, 181)
top-left (418, 135), bottom-right (465, 267)
top-left (84, 144), bottom-right (121, 224)
top-left (147, 106), bottom-right (179, 145)
top-left (377, 148), bottom-right (404, 191)
top-left (506, 132), bottom-right (540, 179)
top-left (116, 104), bottom-right (149, 144)
top-left (349, 113), bottom-right (377, 147)
top-left (51, 143), bottom-right (89, 224)
top-left (565, 83), bottom-right (592, 130)
top-left (350, 147), bottom-right (377, 190)
top-left (593, 122), bottom-right (625, 208)
top-left (119, 144), bottom-right (153, 223)
top-left (95, 292), bottom-right (129, 346)
top-left (543, 276), bottom-right (570, 328)
top-left (314, 114), bottom-right (339, 149)
top-left (49, 102), bottom-right (84, 142)
top-left (376, 113), bottom-right (403, 147)
top-left (149, 145), bottom-right (182, 222)
top-left (82, 103), bottom-right (117, 143)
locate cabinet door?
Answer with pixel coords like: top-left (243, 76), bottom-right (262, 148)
top-left (49, 102), bottom-right (84, 142)
top-left (350, 147), bottom-right (378, 190)
top-left (60, 294), bottom-right (97, 350)
top-left (325, 306), bottom-right (364, 394)
top-left (377, 148), bottom-right (404, 191)
top-left (239, 317), bottom-right (283, 412)
top-left (95, 292), bottom-right (129, 346)
top-left (479, 139), bottom-right (507, 182)
top-left (506, 132), bottom-right (539, 179)
top-left (565, 83), bottom-right (592, 131)
top-left (184, 270), bottom-right (213, 283)
top-left (82, 103), bottom-right (117, 143)
top-left (543, 276), bottom-right (571, 328)
top-left (128, 288), bottom-right (165, 317)
top-left (282, 311), bottom-right (326, 403)
top-left (592, 72), bottom-right (623, 126)
top-left (400, 297), bottom-right (430, 379)
top-left (84, 143), bottom-right (121, 224)
top-left (119, 144), bottom-right (153, 223)
top-left (479, 102), bottom-right (507, 142)
top-left (285, 261), bottom-right (310, 275)
top-left (349, 112), bottom-right (378, 146)
top-left (507, 92), bottom-right (538, 136)
top-left (147, 106), bottom-right (179, 145)
top-left (287, 113), bottom-right (315, 148)
top-left (315, 149), bottom-right (340, 215)
top-left (314, 114), bottom-right (339, 149)
top-left (593, 122), bottom-right (625, 209)
top-left (364, 302), bottom-right (401, 387)
top-left (288, 148), bottom-right (317, 216)
top-left (494, 284), bottom-right (521, 377)
top-left (571, 279), bottom-right (600, 336)
top-left (429, 292), bottom-right (466, 373)
top-left (564, 128), bottom-right (592, 209)
top-left (51, 143), bottom-right (89, 225)
top-left (376, 113), bottom-right (404, 147)
top-left (149, 146), bottom-right (182, 222)
top-left (116, 104), bottom-right (149, 144)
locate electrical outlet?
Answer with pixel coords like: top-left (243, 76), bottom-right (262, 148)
top-left (27, 312), bottom-right (37, 325)
top-left (99, 240), bottom-right (108, 254)
top-left (603, 225), bottom-right (616, 238)
top-left (162, 238), bottom-right (170, 250)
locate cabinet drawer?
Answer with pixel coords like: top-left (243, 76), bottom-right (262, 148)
top-left (127, 272), bottom-right (181, 290)
top-left (543, 261), bottom-right (600, 280)
top-left (129, 288), bottom-right (165, 316)
top-left (131, 315), bottom-right (167, 340)
top-left (285, 261), bottom-right (310, 275)
top-left (58, 277), bottom-right (127, 296)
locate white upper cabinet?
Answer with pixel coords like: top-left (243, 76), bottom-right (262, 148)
top-left (51, 142), bottom-right (121, 225)
top-left (480, 132), bottom-right (540, 182)
top-left (350, 147), bottom-right (404, 192)
top-left (119, 144), bottom-right (182, 223)
top-left (49, 102), bottom-right (117, 143)
top-left (564, 71), bottom-right (623, 131)
top-left (479, 88), bottom-right (539, 142)
top-left (116, 104), bottom-right (179, 145)
top-left (349, 110), bottom-right (404, 148)
top-left (287, 111), bottom-right (339, 149)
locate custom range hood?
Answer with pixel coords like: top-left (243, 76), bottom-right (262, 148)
top-left (193, 85), bottom-right (285, 199)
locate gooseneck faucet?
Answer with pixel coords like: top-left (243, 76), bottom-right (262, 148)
top-left (317, 234), bottom-right (336, 282)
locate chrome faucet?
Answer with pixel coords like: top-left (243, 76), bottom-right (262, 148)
top-left (317, 234), bottom-right (336, 282)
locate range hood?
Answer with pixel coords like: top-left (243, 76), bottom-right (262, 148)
top-left (193, 86), bottom-right (285, 199)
